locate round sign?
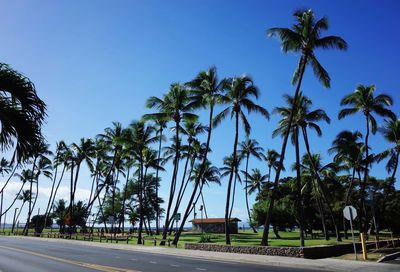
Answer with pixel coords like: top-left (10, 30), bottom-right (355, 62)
top-left (343, 205), bottom-right (357, 221)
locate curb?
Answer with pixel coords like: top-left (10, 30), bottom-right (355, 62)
top-left (377, 251), bottom-right (400, 263)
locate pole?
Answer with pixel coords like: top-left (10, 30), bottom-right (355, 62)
top-left (360, 233), bottom-right (368, 260)
top-left (35, 208), bottom-right (40, 235)
top-left (0, 193), bottom-right (3, 230)
top-left (11, 208), bottom-right (18, 233)
top-left (349, 208), bottom-right (357, 260)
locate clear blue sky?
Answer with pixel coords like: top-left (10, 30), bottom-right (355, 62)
top-left (1, 0), bottom-right (399, 225)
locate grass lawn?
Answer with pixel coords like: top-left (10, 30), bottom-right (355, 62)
top-left (2, 228), bottom-right (396, 250)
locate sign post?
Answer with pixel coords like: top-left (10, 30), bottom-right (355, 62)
top-left (343, 205), bottom-right (358, 260)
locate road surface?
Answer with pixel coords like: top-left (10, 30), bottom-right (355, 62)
top-left (0, 236), bottom-right (314, 272)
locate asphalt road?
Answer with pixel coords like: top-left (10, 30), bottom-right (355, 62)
top-left (0, 236), bottom-right (314, 272)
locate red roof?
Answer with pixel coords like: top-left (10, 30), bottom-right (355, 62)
top-left (189, 217), bottom-right (241, 224)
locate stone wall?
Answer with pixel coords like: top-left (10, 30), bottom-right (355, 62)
top-left (185, 238), bottom-right (400, 259)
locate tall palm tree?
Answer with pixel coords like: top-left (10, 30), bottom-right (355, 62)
top-left (329, 130), bottom-right (364, 238)
top-left (1, 169), bottom-right (31, 217)
top-left (173, 67), bottom-right (224, 245)
top-left (338, 84), bottom-right (394, 232)
top-left (262, 9), bottom-right (347, 246)
top-left (153, 117), bottom-right (167, 234)
top-left (144, 83), bottom-right (197, 244)
top-left (0, 63), bottom-right (47, 164)
top-left (14, 189), bottom-right (31, 230)
top-left (170, 121), bottom-right (207, 228)
top-left (239, 137), bottom-right (264, 233)
top-left (214, 75), bottom-right (269, 244)
top-left (24, 141), bottom-right (52, 235)
top-left (377, 117), bottom-right (400, 222)
top-left (129, 121), bottom-right (158, 243)
top-left (68, 138), bottom-right (95, 234)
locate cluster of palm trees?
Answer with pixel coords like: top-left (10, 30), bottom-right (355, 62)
top-left (0, 8), bottom-right (399, 248)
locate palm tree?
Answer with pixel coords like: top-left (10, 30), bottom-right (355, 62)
top-left (129, 121), bottom-right (158, 243)
top-left (300, 153), bottom-right (337, 240)
top-left (239, 137), bottom-right (264, 233)
top-left (338, 84), bottom-right (394, 232)
top-left (153, 117), bottom-right (167, 234)
top-left (24, 141), bottom-right (52, 235)
top-left (0, 63), bottom-right (47, 164)
top-left (144, 83), bottom-right (197, 244)
top-left (173, 67), bottom-right (224, 245)
top-left (246, 168), bottom-right (268, 195)
top-left (262, 9), bottom-right (347, 246)
top-left (329, 130), bottom-right (364, 239)
top-left (67, 138), bottom-right (95, 234)
top-left (377, 117), bottom-right (400, 224)
top-left (214, 75), bottom-right (269, 244)
top-left (170, 121), bottom-right (207, 229)
top-left (1, 169), bottom-right (31, 217)
top-left (263, 149), bottom-right (281, 187)
top-left (14, 189), bottom-right (31, 230)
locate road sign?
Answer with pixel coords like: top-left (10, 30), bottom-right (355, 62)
top-left (343, 205), bottom-right (358, 260)
top-left (343, 206), bottom-right (357, 221)
top-left (174, 213), bottom-right (181, 221)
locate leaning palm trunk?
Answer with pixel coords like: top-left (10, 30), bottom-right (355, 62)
top-left (1, 182), bottom-right (25, 216)
top-left (294, 127), bottom-right (305, 246)
top-left (24, 157), bottom-right (38, 235)
top-left (200, 191), bottom-right (208, 218)
top-left (48, 165), bottom-right (66, 224)
top-left (225, 110), bottom-right (239, 245)
top-left (261, 56), bottom-right (307, 246)
top-left (43, 166), bottom-right (58, 230)
top-left (173, 106), bottom-right (214, 245)
top-left (302, 127), bottom-right (341, 241)
top-left (244, 155), bottom-right (257, 233)
top-left (316, 197), bottom-right (329, 240)
top-left (169, 144), bottom-right (192, 235)
top-left (228, 171), bottom-right (239, 221)
top-left (161, 119), bottom-right (181, 245)
top-left (137, 156), bottom-right (144, 244)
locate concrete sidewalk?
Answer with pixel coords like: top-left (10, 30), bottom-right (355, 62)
top-left (8, 236), bottom-right (400, 272)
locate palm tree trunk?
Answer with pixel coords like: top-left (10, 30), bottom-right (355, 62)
top-left (294, 127), bottom-right (305, 247)
top-left (169, 142), bottom-right (192, 234)
top-left (316, 197), bottom-right (329, 240)
top-left (1, 182), bottom-right (25, 216)
top-left (173, 106), bottom-right (214, 245)
top-left (200, 191), bottom-right (208, 219)
top-left (48, 166), bottom-right (66, 223)
top-left (245, 155), bottom-right (257, 233)
top-left (225, 110), bottom-right (239, 245)
top-left (344, 168), bottom-right (356, 239)
top-left (119, 167), bottom-right (130, 234)
top-left (361, 114), bottom-right (370, 233)
top-left (261, 55), bottom-right (308, 246)
top-left (24, 157), bottom-right (37, 235)
top-left (161, 119), bottom-right (181, 244)
top-left (155, 127), bottom-right (163, 235)
top-left (43, 165), bottom-right (58, 230)
top-left (137, 155), bottom-right (144, 244)
top-left (68, 161), bottom-right (75, 236)
top-left (15, 201), bottom-right (26, 229)
top-left (228, 171), bottom-right (238, 221)
top-left (301, 127), bottom-right (341, 242)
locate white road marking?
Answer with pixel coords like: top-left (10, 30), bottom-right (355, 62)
top-left (131, 258), bottom-right (137, 261)
top-left (149, 261), bottom-right (157, 264)
top-left (196, 268), bottom-right (207, 271)
top-left (170, 264), bottom-right (180, 267)
top-left (115, 256), bottom-right (121, 259)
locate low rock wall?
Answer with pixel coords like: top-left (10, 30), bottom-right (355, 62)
top-left (185, 238), bottom-right (400, 259)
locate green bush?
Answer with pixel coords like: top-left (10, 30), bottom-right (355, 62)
top-left (198, 233), bottom-right (213, 243)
